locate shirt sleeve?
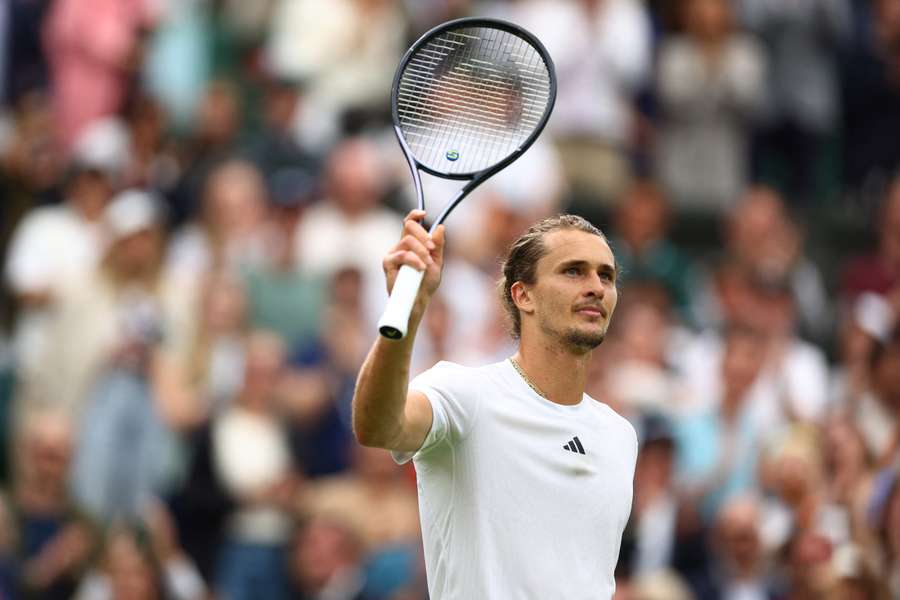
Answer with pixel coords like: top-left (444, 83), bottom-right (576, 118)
top-left (392, 361), bottom-right (482, 464)
top-left (5, 212), bottom-right (54, 293)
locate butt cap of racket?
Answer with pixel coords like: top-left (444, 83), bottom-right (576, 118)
top-left (378, 265), bottom-right (425, 340)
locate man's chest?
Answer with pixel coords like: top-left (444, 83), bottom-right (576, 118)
top-left (459, 403), bottom-right (635, 525)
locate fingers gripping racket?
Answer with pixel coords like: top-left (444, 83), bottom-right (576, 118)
top-left (377, 17), bottom-right (557, 340)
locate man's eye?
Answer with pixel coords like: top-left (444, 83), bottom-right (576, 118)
top-left (564, 267), bottom-right (580, 276)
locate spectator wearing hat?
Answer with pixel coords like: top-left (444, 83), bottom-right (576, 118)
top-left (41, 190), bottom-right (195, 523)
top-left (5, 150), bottom-right (120, 405)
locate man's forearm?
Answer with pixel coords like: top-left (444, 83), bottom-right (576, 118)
top-left (352, 321), bottom-right (419, 448)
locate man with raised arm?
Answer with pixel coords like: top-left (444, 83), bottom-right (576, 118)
top-left (353, 210), bottom-right (638, 599)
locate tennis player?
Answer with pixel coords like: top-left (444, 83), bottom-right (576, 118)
top-left (353, 210), bottom-right (638, 598)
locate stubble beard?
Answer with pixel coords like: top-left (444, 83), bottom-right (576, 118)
top-left (539, 315), bottom-right (607, 354)
top-left (563, 328), bottom-right (606, 353)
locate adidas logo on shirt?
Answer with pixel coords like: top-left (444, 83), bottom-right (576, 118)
top-left (563, 436), bottom-right (585, 455)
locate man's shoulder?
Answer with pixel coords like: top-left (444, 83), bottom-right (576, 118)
top-left (413, 360), bottom-right (502, 388)
top-left (585, 397), bottom-right (639, 446)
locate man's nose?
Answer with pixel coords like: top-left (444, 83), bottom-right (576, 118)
top-left (584, 272), bottom-right (606, 298)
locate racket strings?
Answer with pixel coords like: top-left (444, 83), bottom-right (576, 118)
top-left (396, 26), bottom-right (552, 175)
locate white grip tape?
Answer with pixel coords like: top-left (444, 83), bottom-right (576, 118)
top-left (378, 265), bottom-right (425, 339)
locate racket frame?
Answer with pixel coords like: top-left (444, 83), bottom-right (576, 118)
top-left (391, 16), bottom-right (557, 233)
top-left (379, 17), bottom-right (556, 340)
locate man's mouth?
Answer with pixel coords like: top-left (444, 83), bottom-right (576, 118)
top-left (575, 305), bottom-right (607, 318)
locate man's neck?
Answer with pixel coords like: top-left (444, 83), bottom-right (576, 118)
top-left (514, 337), bottom-right (591, 406)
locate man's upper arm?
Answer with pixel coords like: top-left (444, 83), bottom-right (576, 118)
top-left (395, 390), bottom-right (434, 454)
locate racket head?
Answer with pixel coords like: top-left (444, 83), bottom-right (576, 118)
top-left (391, 17), bottom-right (557, 181)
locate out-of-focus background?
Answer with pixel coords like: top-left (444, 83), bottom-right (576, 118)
top-left (0, 0), bottom-right (898, 598)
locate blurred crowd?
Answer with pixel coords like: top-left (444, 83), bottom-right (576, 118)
top-left (0, 0), bottom-right (899, 599)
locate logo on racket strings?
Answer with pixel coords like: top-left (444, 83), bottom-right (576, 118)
top-left (445, 150), bottom-right (459, 162)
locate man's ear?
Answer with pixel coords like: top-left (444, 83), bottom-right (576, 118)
top-left (510, 281), bottom-right (535, 315)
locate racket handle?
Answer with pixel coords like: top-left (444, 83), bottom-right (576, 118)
top-left (378, 265), bottom-right (425, 340)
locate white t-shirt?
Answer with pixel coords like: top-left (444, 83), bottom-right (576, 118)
top-left (396, 360), bottom-right (638, 599)
top-left (5, 205), bottom-right (103, 375)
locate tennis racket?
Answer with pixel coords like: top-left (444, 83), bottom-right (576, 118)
top-left (377, 17), bottom-right (557, 340)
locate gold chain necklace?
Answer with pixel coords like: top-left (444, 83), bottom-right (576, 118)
top-left (509, 357), bottom-right (548, 399)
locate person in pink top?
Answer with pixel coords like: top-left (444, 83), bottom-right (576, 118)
top-left (42, 0), bottom-right (155, 152)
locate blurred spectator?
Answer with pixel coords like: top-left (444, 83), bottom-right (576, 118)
top-left (829, 297), bottom-right (882, 410)
top-left (655, 0), bottom-right (766, 212)
top-left (211, 330), bottom-right (299, 600)
top-left (621, 415), bottom-right (681, 577)
top-left (692, 496), bottom-right (776, 600)
top-left (871, 468), bottom-right (900, 597)
top-left (62, 191), bottom-right (187, 521)
top-left (281, 267), bottom-right (368, 476)
top-left (721, 187), bottom-right (831, 342)
top-left (264, 0), bottom-right (406, 149)
top-left (42, 0), bottom-right (156, 152)
top-left (611, 182), bottom-right (698, 323)
top-left (840, 175), bottom-right (900, 301)
top-left (168, 80), bottom-right (245, 224)
top-left (0, 95), bottom-right (66, 267)
top-left (0, 491), bottom-right (14, 596)
top-left (11, 410), bottom-right (97, 599)
top-left (74, 506), bottom-right (207, 600)
top-left (674, 325), bottom-right (767, 521)
top-left (288, 516), bottom-right (369, 600)
top-left (177, 272), bottom-right (249, 417)
top-left (167, 158), bottom-right (269, 282)
top-left (686, 263), bottom-right (830, 431)
top-left (604, 299), bottom-right (691, 419)
top-left (244, 167), bottom-right (326, 350)
top-left (1, 0), bottom-right (50, 107)
top-left (863, 327), bottom-right (900, 464)
top-left (841, 0), bottom-right (900, 196)
top-left (120, 94), bottom-right (181, 194)
top-left (301, 445), bottom-right (419, 553)
top-left (822, 416), bottom-right (880, 571)
top-left (505, 0), bottom-right (652, 203)
top-left (410, 293), bottom-right (453, 375)
top-left (622, 569), bottom-right (696, 600)
top-left (740, 0), bottom-right (852, 204)
top-left (760, 427), bottom-right (851, 560)
top-left (243, 77), bottom-right (320, 180)
top-left (403, 0), bottom-right (472, 35)
top-left (5, 152), bottom-right (117, 397)
top-left (24, 190), bottom-right (193, 419)
top-left (778, 528), bottom-right (837, 599)
top-left (743, 277), bottom-right (829, 428)
top-left (294, 137), bottom-right (399, 328)
top-left (142, 0), bottom-right (213, 131)
top-left (827, 542), bottom-right (891, 600)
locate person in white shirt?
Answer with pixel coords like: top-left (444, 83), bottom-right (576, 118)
top-left (352, 212), bottom-right (638, 599)
top-left (5, 160), bottom-right (114, 384)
